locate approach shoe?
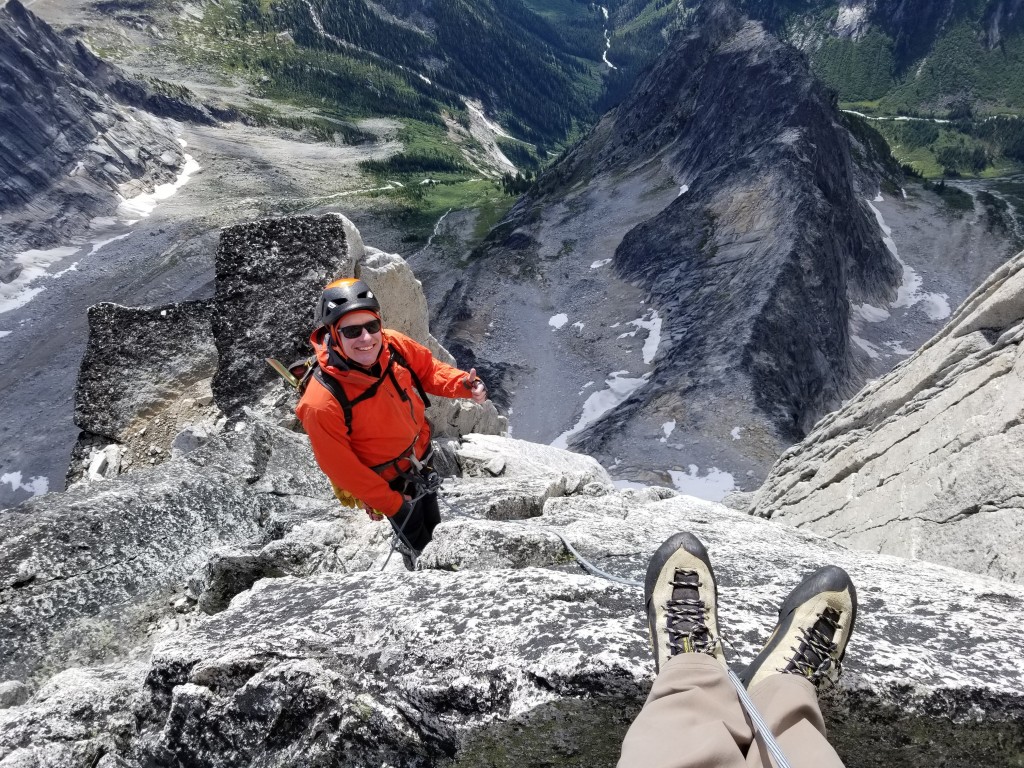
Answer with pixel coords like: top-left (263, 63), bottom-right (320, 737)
top-left (392, 539), bottom-right (418, 572)
top-left (644, 531), bottom-right (726, 672)
top-left (741, 565), bottom-right (857, 690)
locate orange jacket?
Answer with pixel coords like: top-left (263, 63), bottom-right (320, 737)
top-left (295, 328), bottom-right (472, 516)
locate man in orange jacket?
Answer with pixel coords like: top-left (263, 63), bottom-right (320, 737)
top-left (296, 278), bottom-right (487, 569)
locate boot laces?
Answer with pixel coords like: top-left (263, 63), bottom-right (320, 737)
top-left (666, 569), bottom-right (717, 656)
top-left (787, 607), bottom-right (843, 684)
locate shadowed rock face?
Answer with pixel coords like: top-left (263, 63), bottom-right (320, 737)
top-left (750, 248), bottom-right (1024, 585)
top-left (211, 214), bottom-right (359, 417)
top-left (596, 7), bottom-right (900, 444)
top-left (66, 300), bottom-right (219, 486)
top-left (0, 0), bottom-right (186, 254)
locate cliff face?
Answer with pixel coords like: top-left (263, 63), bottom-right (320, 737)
top-left (445, 1), bottom-right (902, 492)
top-left (750, 247), bottom-right (1024, 585)
top-left (0, 0), bottom-right (185, 256)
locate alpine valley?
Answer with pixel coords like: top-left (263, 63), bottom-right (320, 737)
top-left (1, 0), bottom-right (1024, 765)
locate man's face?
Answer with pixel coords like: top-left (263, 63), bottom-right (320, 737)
top-left (336, 310), bottom-right (382, 367)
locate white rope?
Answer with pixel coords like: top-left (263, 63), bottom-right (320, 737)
top-left (726, 668), bottom-right (794, 768)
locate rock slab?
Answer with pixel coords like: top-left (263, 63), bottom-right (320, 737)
top-left (750, 249), bottom-right (1024, 585)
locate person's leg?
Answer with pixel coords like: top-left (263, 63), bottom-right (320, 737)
top-left (618, 532), bottom-right (751, 768)
top-left (740, 566), bottom-right (857, 768)
top-left (419, 490), bottom-right (441, 541)
top-left (619, 654), bottom-right (752, 768)
top-left (744, 675), bottom-right (844, 768)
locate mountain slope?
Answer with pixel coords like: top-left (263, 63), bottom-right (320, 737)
top-left (440, 1), bottom-right (902, 494)
top-left (0, 0), bottom-right (187, 255)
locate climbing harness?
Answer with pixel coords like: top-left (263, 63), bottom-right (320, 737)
top-left (379, 450), bottom-right (443, 572)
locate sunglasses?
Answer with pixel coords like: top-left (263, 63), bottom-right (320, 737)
top-left (337, 318), bottom-right (382, 339)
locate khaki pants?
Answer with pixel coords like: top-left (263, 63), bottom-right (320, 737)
top-left (618, 654), bottom-right (845, 768)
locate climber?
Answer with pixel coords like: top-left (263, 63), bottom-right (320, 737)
top-left (618, 531), bottom-right (857, 768)
top-left (295, 277), bottom-right (488, 569)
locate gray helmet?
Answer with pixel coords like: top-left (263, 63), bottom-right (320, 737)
top-left (315, 278), bottom-right (380, 328)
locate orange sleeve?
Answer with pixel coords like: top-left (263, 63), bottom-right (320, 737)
top-left (297, 395), bottom-right (406, 516)
top-left (391, 333), bottom-right (474, 399)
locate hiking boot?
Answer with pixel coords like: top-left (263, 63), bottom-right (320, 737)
top-left (741, 566), bottom-right (857, 690)
top-left (644, 532), bottom-right (725, 672)
top-left (392, 539), bottom-right (418, 571)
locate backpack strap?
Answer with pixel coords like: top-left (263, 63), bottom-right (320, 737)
top-left (388, 344), bottom-right (432, 409)
top-left (312, 366), bottom-right (356, 435)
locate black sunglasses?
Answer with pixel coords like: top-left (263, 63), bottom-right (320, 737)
top-left (337, 319), bottom-right (382, 339)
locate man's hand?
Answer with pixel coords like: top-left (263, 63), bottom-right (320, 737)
top-left (462, 367), bottom-right (488, 404)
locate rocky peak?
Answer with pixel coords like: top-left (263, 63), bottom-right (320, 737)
top-left (447, 0), bottom-right (902, 493)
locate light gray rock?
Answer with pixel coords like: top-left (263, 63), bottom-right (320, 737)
top-left (0, 664), bottom-right (147, 767)
top-left (750, 250), bottom-right (1024, 584)
top-left (2, 421), bottom-right (1024, 767)
top-left (359, 243), bottom-right (507, 439)
top-left (0, 418), bottom-right (332, 683)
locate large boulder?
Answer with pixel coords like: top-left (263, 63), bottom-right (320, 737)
top-left (0, 417), bottom-right (334, 684)
top-left (749, 249), bottom-right (1024, 585)
top-left (211, 214), bottom-right (361, 416)
top-left (67, 300), bottom-right (219, 486)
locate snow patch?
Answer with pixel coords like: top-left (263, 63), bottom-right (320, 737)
top-left (572, 321), bottom-right (585, 331)
top-left (118, 155), bottom-right (201, 219)
top-left (1, 471), bottom-right (49, 498)
top-left (660, 420), bottom-right (676, 443)
top-left (867, 201), bottom-right (951, 321)
top-left (628, 310), bottom-right (662, 365)
top-left (852, 303), bottom-right (890, 323)
top-left (0, 331), bottom-right (11, 338)
top-left (591, 258), bottom-right (612, 269)
top-left (668, 465), bottom-right (736, 502)
top-left (884, 340), bottom-right (915, 356)
top-left (852, 334), bottom-right (882, 359)
top-left (549, 313), bottom-right (569, 330)
top-left (920, 293), bottom-right (951, 321)
top-left (678, 184), bottom-right (689, 197)
top-left (731, 427), bottom-right (743, 440)
top-left (874, 193), bottom-right (884, 202)
top-left (0, 246), bottom-right (80, 314)
top-left (90, 233), bottom-right (132, 255)
top-left (552, 371), bottom-right (649, 449)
